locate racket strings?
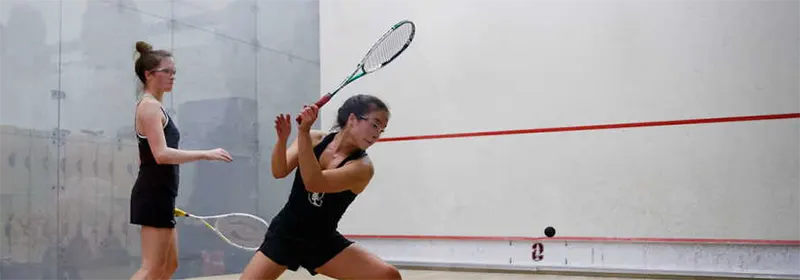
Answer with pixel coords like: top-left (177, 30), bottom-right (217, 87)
top-left (213, 215), bottom-right (268, 248)
top-left (363, 22), bottom-right (414, 72)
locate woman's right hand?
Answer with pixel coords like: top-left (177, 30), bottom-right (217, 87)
top-left (205, 148), bottom-right (233, 162)
top-left (297, 104), bottom-right (319, 132)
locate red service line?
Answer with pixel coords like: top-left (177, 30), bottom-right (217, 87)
top-left (377, 113), bottom-right (800, 142)
top-left (345, 234), bottom-right (800, 245)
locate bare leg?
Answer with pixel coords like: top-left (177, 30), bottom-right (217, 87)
top-left (239, 251), bottom-right (287, 280)
top-left (157, 228), bottom-right (179, 279)
top-left (130, 226), bottom-right (174, 280)
top-left (315, 244), bottom-right (401, 280)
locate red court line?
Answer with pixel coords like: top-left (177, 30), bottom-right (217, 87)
top-left (378, 113), bottom-right (800, 142)
top-left (345, 234), bottom-right (800, 245)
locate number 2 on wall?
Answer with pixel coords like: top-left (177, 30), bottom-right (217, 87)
top-left (531, 242), bottom-right (544, 261)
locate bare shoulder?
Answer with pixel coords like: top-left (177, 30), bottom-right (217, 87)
top-left (345, 154), bottom-right (375, 176)
top-left (309, 129), bottom-right (327, 139)
top-left (357, 154), bottom-right (374, 168)
top-left (137, 97), bottom-right (159, 107)
top-left (135, 98), bottom-right (162, 117)
top-left (309, 130), bottom-right (328, 145)
top-left (344, 155), bottom-right (375, 193)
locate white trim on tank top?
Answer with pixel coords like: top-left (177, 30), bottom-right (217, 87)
top-left (134, 94), bottom-right (169, 139)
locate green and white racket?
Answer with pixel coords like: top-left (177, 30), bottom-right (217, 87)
top-left (296, 20), bottom-right (416, 123)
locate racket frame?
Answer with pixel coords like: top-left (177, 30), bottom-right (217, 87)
top-left (174, 208), bottom-right (268, 251)
top-left (297, 20), bottom-right (415, 123)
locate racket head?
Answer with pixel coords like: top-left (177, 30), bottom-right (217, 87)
top-left (211, 213), bottom-right (269, 250)
top-left (175, 208), bottom-right (268, 251)
top-left (296, 20), bottom-right (415, 124)
top-left (360, 20), bottom-right (416, 73)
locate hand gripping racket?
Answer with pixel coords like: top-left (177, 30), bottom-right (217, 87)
top-left (174, 207), bottom-right (269, 251)
top-left (296, 20), bottom-right (416, 123)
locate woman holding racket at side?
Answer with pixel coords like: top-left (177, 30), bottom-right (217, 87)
top-left (240, 94), bottom-right (401, 279)
top-left (129, 41), bottom-right (232, 280)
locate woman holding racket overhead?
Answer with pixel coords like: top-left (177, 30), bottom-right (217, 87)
top-left (240, 94), bottom-right (401, 279)
top-left (129, 41), bottom-right (232, 280)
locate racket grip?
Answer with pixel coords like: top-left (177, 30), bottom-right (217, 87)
top-left (314, 94), bottom-right (333, 107)
top-left (174, 208), bottom-right (188, 217)
top-left (295, 94), bottom-right (333, 124)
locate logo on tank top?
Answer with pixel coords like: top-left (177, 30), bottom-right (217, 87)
top-left (308, 192), bottom-right (325, 207)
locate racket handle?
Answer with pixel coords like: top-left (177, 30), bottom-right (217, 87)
top-left (295, 94), bottom-right (333, 124)
top-left (174, 208), bottom-right (188, 217)
top-left (314, 93), bottom-right (333, 107)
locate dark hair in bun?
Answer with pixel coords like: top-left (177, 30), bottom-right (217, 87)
top-left (134, 41), bottom-right (172, 84)
top-left (135, 41), bottom-right (152, 54)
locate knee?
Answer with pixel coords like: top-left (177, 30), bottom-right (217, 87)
top-left (140, 267), bottom-right (161, 280)
top-left (165, 257), bottom-right (179, 274)
top-left (381, 265), bottom-right (402, 280)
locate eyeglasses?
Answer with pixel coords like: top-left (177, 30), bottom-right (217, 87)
top-left (151, 67), bottom-right (177, 76)
top-left (357, 115), bottom-right (385, 133)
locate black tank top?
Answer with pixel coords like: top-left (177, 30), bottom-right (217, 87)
top-left (132, 103), bottom-right (181, 197)
top-left (269, 132), bottom-right (367, 238)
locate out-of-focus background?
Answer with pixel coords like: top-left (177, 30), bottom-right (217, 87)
top-left (1, 0), bottom-right (318, 278)
top-left (1, 0), bottom-right (798, 279)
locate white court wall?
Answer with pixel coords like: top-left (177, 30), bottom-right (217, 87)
top-left (319, 0), bottom-right (799, 240)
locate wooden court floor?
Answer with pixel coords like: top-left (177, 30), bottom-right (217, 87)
top-left (188, 268), bottom-right (703, 280)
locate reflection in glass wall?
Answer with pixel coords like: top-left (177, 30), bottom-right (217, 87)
top-left (0, 0), bottom-right (320, 278)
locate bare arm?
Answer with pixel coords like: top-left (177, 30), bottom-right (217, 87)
top-left (271, 129), bottom-right (325, 179)
top-left (296, 129), bottom-right (373, 194)
top-left (271, 138), bottom-right (290, 178)
top-left (137, 99), bottom-right (230, 165)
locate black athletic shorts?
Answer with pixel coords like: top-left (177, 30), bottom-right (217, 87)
top-left (258, 229), bottom-right (354, 275)
top-left (129, 190), bottom-right (177, 229)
